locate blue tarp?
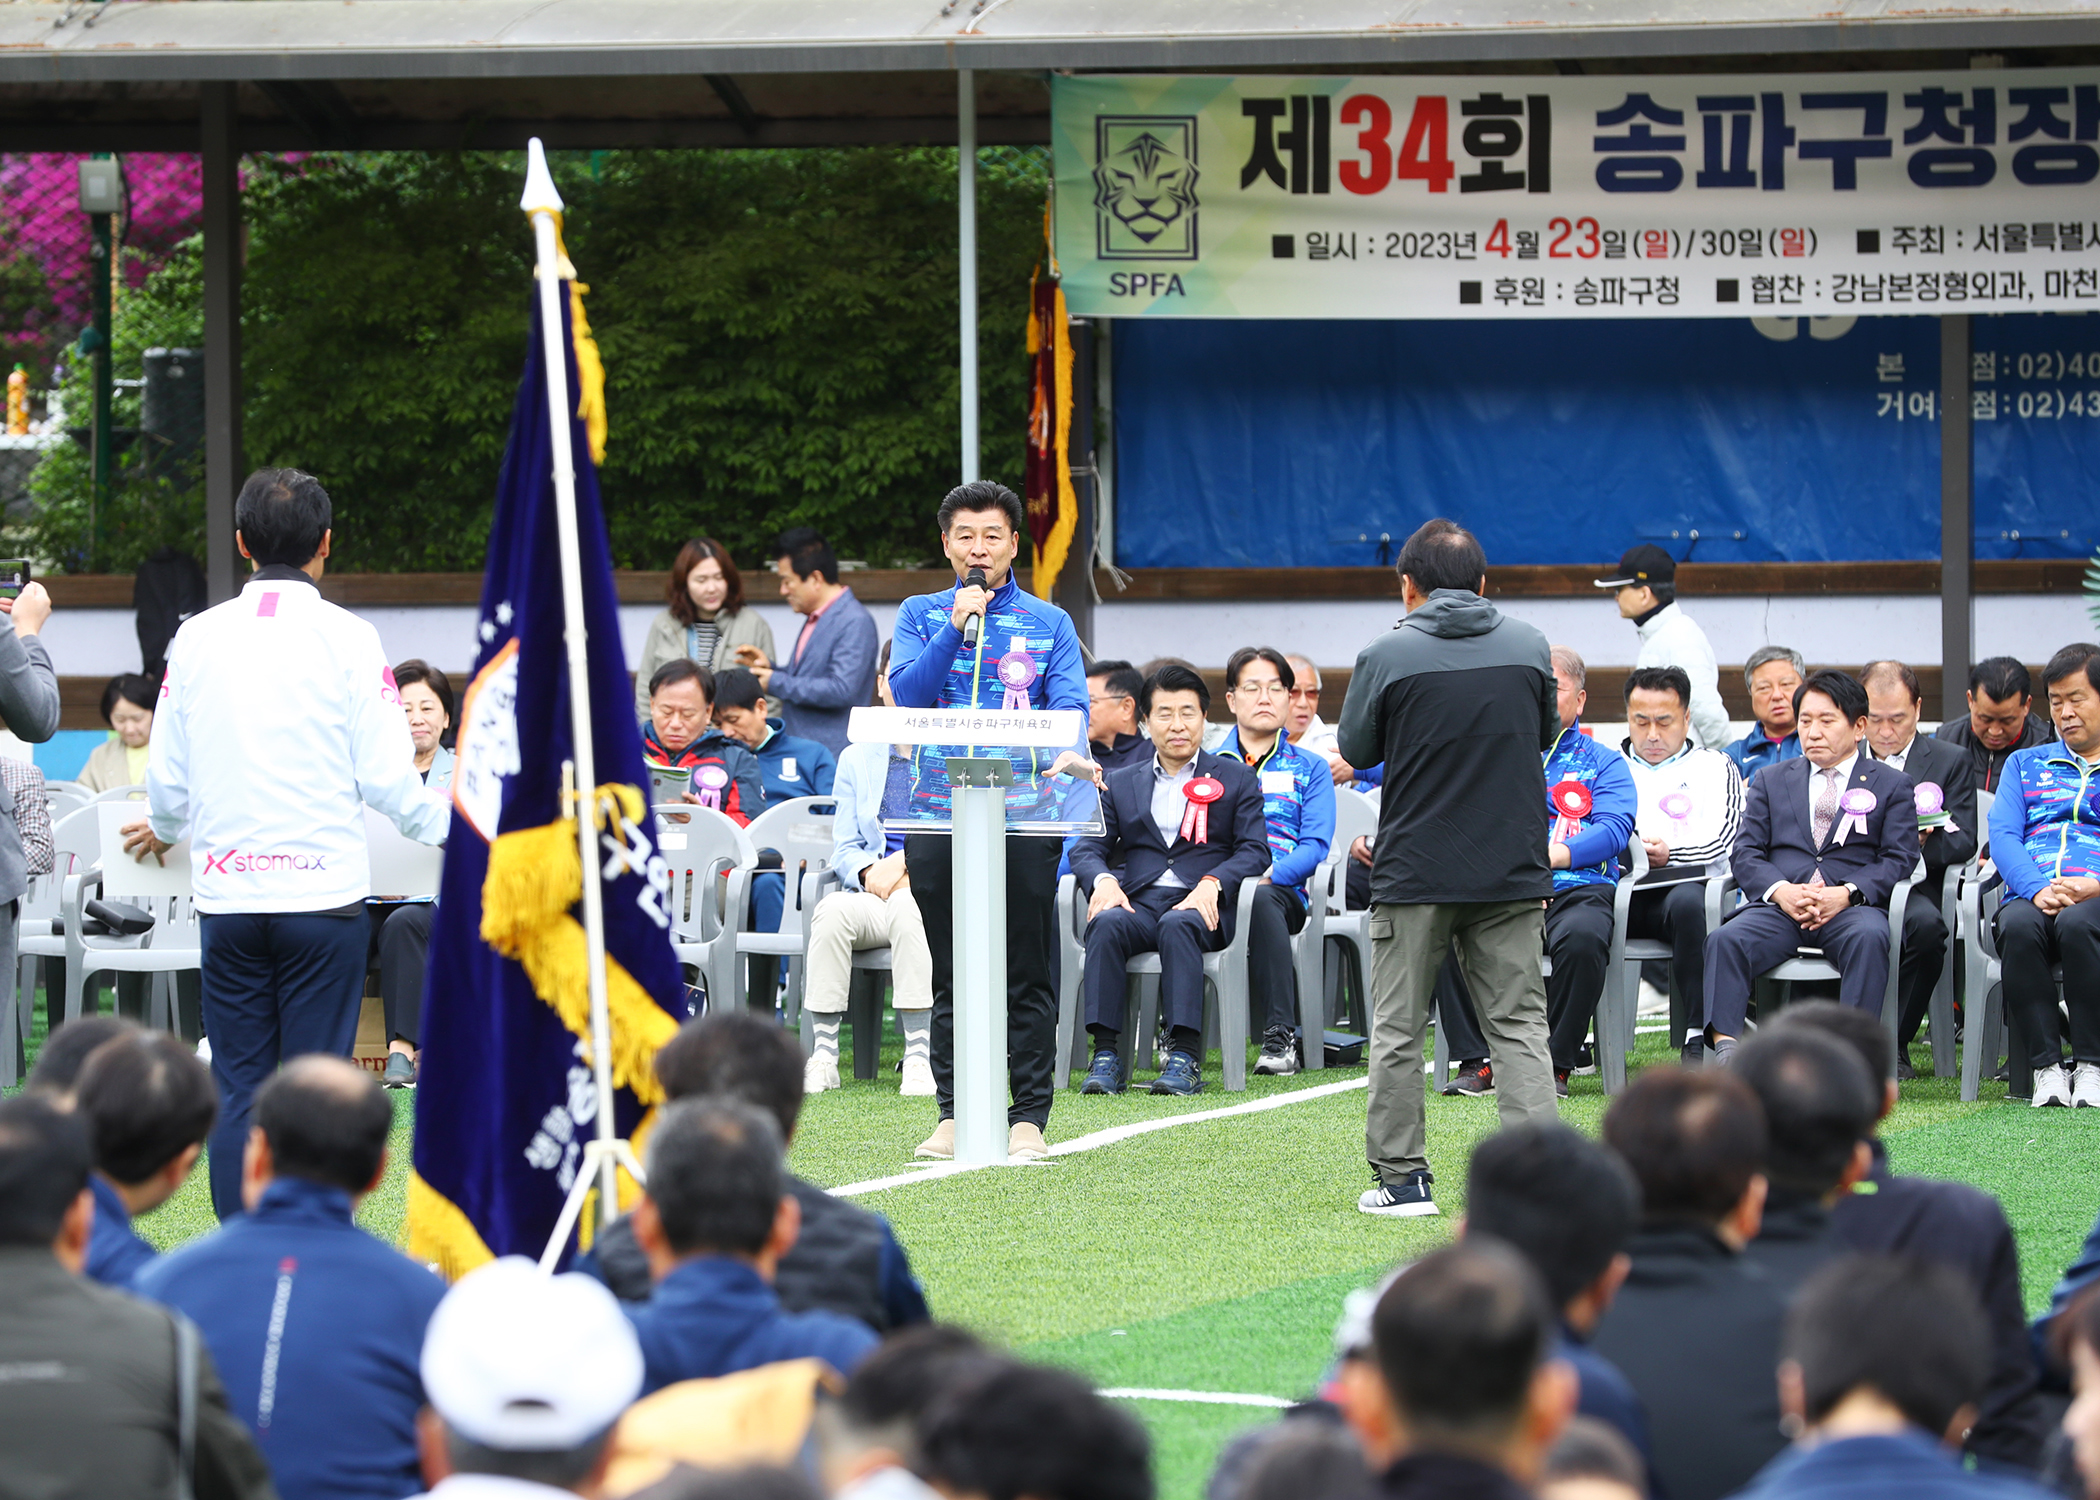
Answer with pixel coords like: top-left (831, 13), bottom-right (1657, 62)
top-left (1112, 313), bottom-right (2099, 568)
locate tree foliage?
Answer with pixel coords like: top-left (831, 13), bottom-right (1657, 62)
top-left (24, 146), bottom-right (1048, 573)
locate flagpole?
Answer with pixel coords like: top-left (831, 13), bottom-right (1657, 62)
top-left (520, 140), bottom-right (623, 1238)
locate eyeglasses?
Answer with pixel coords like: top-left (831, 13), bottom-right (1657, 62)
top-left (1286, 688), bottom-right (1319, 701)
top-left (1088, 693), bottom-right (1132, 707)
top-left (1233, 682), bottom-right (1289, 700)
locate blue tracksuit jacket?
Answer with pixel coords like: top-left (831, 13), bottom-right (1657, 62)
top-left (134, 1177), bottom-right (447, 1500)
top-left (750, 719), bottom-right (837, 809)
top-left (626, 1255), bottom-right (878, 1396)
top-left (85, 1172), bottom-right (158, 1291)
top-left (1544, 723), bottom-right (1638, 892)
top-left (1990, 741), bottom-right (2100, 902)
top-left (1217, 728), bottom-right (1335, 905)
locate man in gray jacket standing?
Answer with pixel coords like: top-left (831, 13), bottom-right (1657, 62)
top-left (0, 578), bottom-right (59, 1048)
top-left (1337, 519), bottom-right (1559, 1219)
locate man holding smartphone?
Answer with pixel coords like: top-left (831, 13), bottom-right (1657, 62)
top-left (122, 470), bottom-right (448, 1220)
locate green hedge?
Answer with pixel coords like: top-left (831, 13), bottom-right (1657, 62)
top-left (26, 147), bottom-right (1047, 574)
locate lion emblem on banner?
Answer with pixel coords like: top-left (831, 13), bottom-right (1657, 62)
top-left (1093, 127), bottom-right (1200, 252)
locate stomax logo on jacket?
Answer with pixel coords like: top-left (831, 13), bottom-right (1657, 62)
top-left (199, 849), bottom-right (330, 876)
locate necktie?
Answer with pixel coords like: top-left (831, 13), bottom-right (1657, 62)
top-left (1811, 766), bottom-right (1840, 847)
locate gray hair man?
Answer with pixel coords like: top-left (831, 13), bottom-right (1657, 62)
top-left (1722, 646), bottom-right (1806, 781)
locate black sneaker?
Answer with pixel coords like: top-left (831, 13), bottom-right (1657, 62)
top-left (1554, 1068), bottom-right (1572, 1099)
top-left (383, 1051), bottom-right (417, 1089)
top-left (1150, 1051), bottom-right (1203, 1096)
top-left (1441, 1060), bottom-right (1493, 1096)
top-left (1681, 1036), bottom-right (1706, 1068)
top-left (1080, 1049), bottom-right (1125, 1095)
top-left (1254, 1026), bottom-right (1300, 1076)
top-left (1358, 1169), bottom-right (1439, 1218)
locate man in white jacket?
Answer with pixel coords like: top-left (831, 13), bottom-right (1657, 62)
top-left (1595, 545), bottom-right (1731, 751)
top-left (1618, 664), bottom-right (1745, 1066)
top-left (123, 469), bottom-right (448, 1218)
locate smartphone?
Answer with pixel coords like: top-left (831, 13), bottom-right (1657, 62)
top-left (0, 561), bottom-right (31, 602)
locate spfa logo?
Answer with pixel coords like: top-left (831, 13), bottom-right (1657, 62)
top-left (1093, 116), bottom-right (1200, 261)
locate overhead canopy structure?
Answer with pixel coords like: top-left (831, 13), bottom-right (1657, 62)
top-left (4, 0), bottom-right (2100, 150)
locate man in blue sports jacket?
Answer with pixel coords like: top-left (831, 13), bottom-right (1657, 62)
top-left (1541, 646), bottom-right (1638, 1096)
top-left (1985, 642), bottom-right (2100, 1109)
top-left (73, 1029), bottom-right (215, 1291)
top-left (1071, 664), bottom-right (1273, 1097)
top-left (889, 480), bottom-right (1090, 1162)
top-left (1217, 646), bottom-right (1335, 1077)
top-left (137, 1058), bottom-right (446, 1500)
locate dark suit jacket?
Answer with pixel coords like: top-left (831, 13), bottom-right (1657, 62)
top-left (1875, 733), bottom-right (1978, 885)
top-left (1069, 750), bottom-right (1272, 899)
top-left (1733, 754), bottom-right (1920, 908)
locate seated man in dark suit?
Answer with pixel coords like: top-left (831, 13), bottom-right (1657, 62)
top-left (1704, 670), bottom-right (1921, 1062)
top-left (1861, 660), bottom-right (1979, 1076)
top-left (1070, 664), bottom-right (1272, 1097)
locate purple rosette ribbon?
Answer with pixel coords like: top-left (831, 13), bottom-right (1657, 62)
top-left (997, 649), bottom-right (1038, 710)
top-left (693, 764), bottom-right (729, 811)
top-left (1659, 789), bottom-right (1694, 831)
top-left (1836, 786), bottom-right (1876, 844)
top-left (1915, 781), bottom-right (1945, 818)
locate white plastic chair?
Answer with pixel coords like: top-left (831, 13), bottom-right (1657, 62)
top-left (90, 784), bottom-right (148, 803)
top-left (69, 871), bottom-right (202, 1035)
top-left (1924, 786), bottom-right (1993, 1079)
top-left (11, 806), bottom-right (106, 1053)
top-left (738, 796), bottom-right (837, 1018)
top-left (1320, 789), bottom-right (1380, 1034)
top-left (657, 807), bottom-right (756, 1012)
top-left (43, 781), bottom-right (89, 821)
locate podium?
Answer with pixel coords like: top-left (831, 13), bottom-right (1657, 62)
top-left (847, 705), bottom-right (1103, 1166)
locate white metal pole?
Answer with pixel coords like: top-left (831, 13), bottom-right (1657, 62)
top-left (521, 140), bottom-right (622, 1229)
top-left (958, 69), bottom-right (979, 484)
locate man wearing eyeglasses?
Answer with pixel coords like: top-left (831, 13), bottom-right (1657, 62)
top-left (1218, 647), bottom-right (1336, 1075)
top-left (1085, 660), bottom-right (1150, 776)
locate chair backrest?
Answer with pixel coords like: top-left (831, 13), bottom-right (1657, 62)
top-left (91, 784), bottom-right (149, 804)
top-left (44, 781), bottom-right (89, 819)
top-left (657, 808), bottom-right (756, 941)
top-left (742, 797), bottom-right (838, 937)
top-left (51, 805), bottom-right (101, 877)
top-left (1976, 787), bottom-right (1996, 830)
top-left (1326, 791), bottom-right (1380, 911)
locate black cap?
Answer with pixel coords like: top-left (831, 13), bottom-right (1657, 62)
top-left (1594, 544), bottom-right (1676, 590)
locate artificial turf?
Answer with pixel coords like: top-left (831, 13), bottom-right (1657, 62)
top-left (21, 1001), bottom-right (2100, 1500)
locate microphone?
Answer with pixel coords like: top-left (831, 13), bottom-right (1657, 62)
top-left (960, 567), bottom-right (988, 651)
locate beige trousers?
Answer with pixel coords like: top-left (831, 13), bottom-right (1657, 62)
top-left (805, 888), bottom-right (933, 1013)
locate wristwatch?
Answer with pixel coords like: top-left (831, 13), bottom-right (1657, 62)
top-left (1843, 882), bottom-right (1864, 907)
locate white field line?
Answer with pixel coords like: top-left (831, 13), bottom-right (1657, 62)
top-left (829, 1075), bottom-right (1369, 1198)
top-left (1101, 1387), bottom-right (1294, 1408)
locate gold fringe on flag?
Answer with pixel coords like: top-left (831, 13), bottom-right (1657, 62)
top-left (544, 214), bottom-right (609, 464)
top-left (478, 783), bottom-right (680, 1104)
top-left (407, 1170), bottom-right (496, 1280)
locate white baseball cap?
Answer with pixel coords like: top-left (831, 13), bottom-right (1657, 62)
top-left (420, 1257), bottom-right (644, 1450)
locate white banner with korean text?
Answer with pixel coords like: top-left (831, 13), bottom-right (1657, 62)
top-left (1051, 71), bottom-right (2100, 320)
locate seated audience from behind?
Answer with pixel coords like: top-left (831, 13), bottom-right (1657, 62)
top-left (22, 1013), bottom-right (136, 1098)
top-left (2054, 1284), bottom-right (2100, 1500)
top-left (1702, 670), bottom-right (1920, 1062)
top-left (1540, 646), bottom-right (1638, 1096)
top-left (1540, 1419), bottom-right (1647, 1500)
top-left (579, 1011), bottom-right (928, 1332)
top-left (1734, 1257), bottom-right (2041, 1500)
top-left (1591, 1068), bottom-right (1786, 1500)
top-left (1463, 1124), bottom-right (1654, 1484)
top-left (1986, 643), bottom-right (2100, 1109)
top-left (814, 1325), bottom-right (996, 1500)
top-left (808, 640), bottom-right (936, 1098)
top-left (713, 666), bottom-right (838, 809)
top-left (1086, 660), bottom-right (1150, 776)
top-left (1216, 646), bottom-right (1335, 1076)
top-left (1721, 646), bottom-right (1805, 780)
top-left (0, 1094), bottom-right (273, 1500)
top-left (1777, 1002), bottom-right (2047, 1471)
top-left (1070, 663), bottom-right (1273, 1097)
top-left (644, 659), bottom-right (763, 825)
top-left (1619, 664), bottom-right (1744, 1064)
top-left (918, 1360), bottom-right (1154, 1500)
top-left (1729, 1027), bottom-right (1879, 1294)
top-left (1938, 655), bottom-right (2057, 796)
top-left (625, 1097), bottom-right (879, 1393)
top-left (79, 671), bottom-right (156, 792)
top-left (416, 1257), bottom-right (643, 1500)
top-left (371, 658), bottom-right (455, 1088)
top-left (1861, 658), bottom-right (1979, 1075)
top-left (71, 1029), bottom-right (215, 1290)
top-left (139, 1055), bottom-right (446, 1500)
top-left (1220, 1422), bottom-right (1370, 1500)
top-left (1356, 1241), bottom-right (1575, 1500)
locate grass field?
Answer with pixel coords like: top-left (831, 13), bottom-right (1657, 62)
top-left (29, 1008), bottom-right (2100, 1500)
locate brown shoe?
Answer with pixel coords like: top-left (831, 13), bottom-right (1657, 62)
top-left (913, 1119), bottom-right (955, 1160)
top-left (1008, 1122), bottom-right (1049, 1161)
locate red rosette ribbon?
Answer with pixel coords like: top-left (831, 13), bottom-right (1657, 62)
top-left (1549, 779), bottom-right (1593, 844)
top-left (1180, 777), bottom-right (1224, 845)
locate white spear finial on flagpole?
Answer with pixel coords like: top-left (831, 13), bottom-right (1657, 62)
top-left (521, 137), bottom-right (639, 1271)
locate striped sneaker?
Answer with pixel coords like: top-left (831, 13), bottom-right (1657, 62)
top-left (1358, 1170), bottom-right (1439, 1218)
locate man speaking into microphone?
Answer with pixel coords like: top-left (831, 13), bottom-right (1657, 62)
top-left (888, 481), bottom-right (1088, 1162)
top-left (122, 470), bottom-right (450, 1220)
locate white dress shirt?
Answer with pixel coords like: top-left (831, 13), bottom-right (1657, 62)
top-left (1875, 734), bottom-right (1915, 775)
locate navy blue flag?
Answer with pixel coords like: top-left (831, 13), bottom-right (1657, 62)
top-left (410, 269), bottom-right (684, 1276)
